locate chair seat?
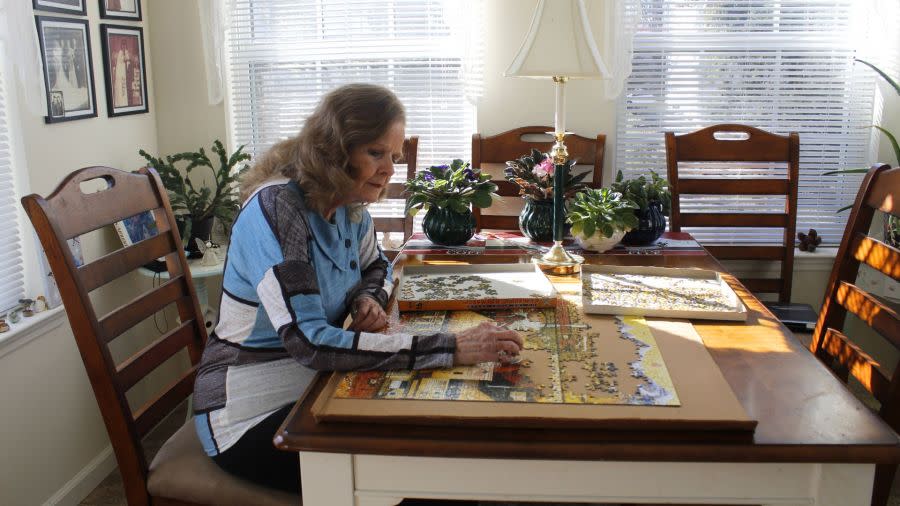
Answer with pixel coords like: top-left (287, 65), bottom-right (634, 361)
top-left (148, 420), bottom-right (299, 506)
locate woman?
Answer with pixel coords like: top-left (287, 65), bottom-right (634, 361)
top-left (193, 83), bottom-right (522, 494)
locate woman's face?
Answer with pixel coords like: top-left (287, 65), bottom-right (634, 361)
top-left (346, 121), bottom-right (405, 205)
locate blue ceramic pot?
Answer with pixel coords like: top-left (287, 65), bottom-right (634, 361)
top-left (423, 206), bottom-right (476, 246)
top-left (518, 198), bottom-right (554, 242)
top-left (621, 201), bottom-right (666, 246)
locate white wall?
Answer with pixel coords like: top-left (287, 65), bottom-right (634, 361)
top-left (0, 1), bottom-right (159, 505)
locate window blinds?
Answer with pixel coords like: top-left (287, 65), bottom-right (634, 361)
top-left (226, 0), bottom-right (478, 227)
top-left (616, 0), bottom-right (876, 245)
top-left (0, 54), bottom-right (25, 311)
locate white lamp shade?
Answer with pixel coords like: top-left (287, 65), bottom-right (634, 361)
top-left (505, 0), bottom-right (609, 79)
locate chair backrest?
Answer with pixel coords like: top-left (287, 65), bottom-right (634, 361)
top-left (810, 163), bottom-right (900, 422)
top-left (372, 136), bottom-right (418, 254)
top-left (472, 126), bottom-right (605, 231)
top-left (21, 166), bottom-right (207, 506)
top-left (665, 124), bottom-right (800, 303)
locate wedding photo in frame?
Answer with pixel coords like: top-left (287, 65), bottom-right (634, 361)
top-left (99, 0), bottom-right (142, 21)
top-left (32, 0), bottom-right (87, 16)
top-left (100, 24), bottom-right (148, 117)
top-left (35, 16), bottom-right (98, 123)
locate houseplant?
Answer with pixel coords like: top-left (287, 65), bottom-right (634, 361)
top-left (405, 159), bottom-right (498, 245)
top-left (609, 169), bottom-right (671, 246)
top-left (139, 140), bottom-right (250, 255)
top-left (504, 148), bottom-right (589, 241)
top-left (824, 59), bottom-right (899, 247)
top-left (567, 188), bottom-right (639, 252)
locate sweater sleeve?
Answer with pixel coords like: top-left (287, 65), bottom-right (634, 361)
top-left (346, 211), bottom-right (393, 309)
top-left (243, 189), bottom-right (454, 371)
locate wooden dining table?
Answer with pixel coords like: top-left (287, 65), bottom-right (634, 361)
top-left (275, 247), bottom-right (900, 506)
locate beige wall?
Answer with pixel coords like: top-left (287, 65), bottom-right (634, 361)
top-left (0, 1), bottom-right (159, 505)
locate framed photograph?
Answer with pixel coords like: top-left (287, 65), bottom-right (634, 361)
top-left (100, 24), bottom-right (148, 117)
top-left (99, 0), bottom-right (142, 21)
top-left (35, 16), bottom-right (98, 123)
top-left (32, 0), bottom-right (87, 16)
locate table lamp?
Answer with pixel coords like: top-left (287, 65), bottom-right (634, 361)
top-left (505, 0), bottom-right (609, 274)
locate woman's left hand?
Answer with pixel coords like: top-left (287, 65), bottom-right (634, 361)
top-left (349, 295), bottom-right (388, 332)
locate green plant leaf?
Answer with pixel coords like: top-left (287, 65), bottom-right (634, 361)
top-left (873, 125), bottom-right (900, 166)
top-left (856, 58), bottom-right (900, 97)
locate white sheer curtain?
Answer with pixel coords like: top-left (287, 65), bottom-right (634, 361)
top-left (0, 0), bottom-right (46, 115)
top-left (197, 0), bottom-right (229, 105)
top-left (595, 0), bottom-right (642, 100)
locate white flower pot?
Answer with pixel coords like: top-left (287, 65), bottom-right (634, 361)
top-left (574, 229), bottom-right (626, 252)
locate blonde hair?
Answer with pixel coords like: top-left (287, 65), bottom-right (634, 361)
top-left (240, 84), bottom-right (406, 217)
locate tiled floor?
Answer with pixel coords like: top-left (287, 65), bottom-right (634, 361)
top-left (81, 334), bottom-right (900, 505)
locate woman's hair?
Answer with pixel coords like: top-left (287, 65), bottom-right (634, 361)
top-left (240, 83), bottom-right (406, 216)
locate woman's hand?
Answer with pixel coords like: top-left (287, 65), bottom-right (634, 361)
top-left (349, 295), bottom-right (388, 332)
top-left (453, 322), bottom-right (523, 365)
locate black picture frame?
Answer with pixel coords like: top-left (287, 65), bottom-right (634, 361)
top-left (35, 16), bottom-right (98, 123)
top-left (32, 0), bottom-right (87, 16)
top-left (99, 24), bottom-right (149, 117)
top-left (99, 0), bottom-right (142, 21)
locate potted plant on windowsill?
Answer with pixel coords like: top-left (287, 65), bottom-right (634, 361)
top-left (139, 140), bottom-right (250, 256)
top-left (405, 159), bottom-right (498, 246)
top-left (609, 169), bottom-right (672, 246)
top-left (504, 149), bottom-right (589, 242)
top-left (567, 188), bottom-right (639, 252)
top-left (824, 59), bottom-right (899, 248)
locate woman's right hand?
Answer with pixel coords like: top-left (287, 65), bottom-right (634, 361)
top-left (453, 322), bottom-right (523, 365)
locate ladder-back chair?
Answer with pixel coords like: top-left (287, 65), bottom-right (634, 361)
top-left (809, 164), bottom-right (900, 506)
top-left (666, 124), bottom-right (800, 303)
top-left (472, 126), bottom-right (605, 231)
top-left (22, 167), bottom-right (296, 505)
top-left (372, 136), bottom-right (418, 258)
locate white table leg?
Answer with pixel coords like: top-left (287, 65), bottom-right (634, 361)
top-left (299, 452), bottom-right (355, 505)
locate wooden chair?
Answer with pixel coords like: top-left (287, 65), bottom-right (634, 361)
top-left (22, 167), bottom-right (296, 506)
top-left (809, 164), bottom-right (900, 506)
top-left (665, 124), bottom-right (800, 303)
top-left (472, 126), bottom-right (605, 231)
top-left (372, 136), bottom-right (418, 259)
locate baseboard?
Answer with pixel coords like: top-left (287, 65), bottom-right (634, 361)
top-left (42, 445), bottom-right (116, 506)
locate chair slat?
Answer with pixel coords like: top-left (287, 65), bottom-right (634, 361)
top-left (852, 234), bottom-right (900, 281)
top-left (42, 168), bottom-right (165, 240)
top-left (79, 233), bottom-right (177, 292)
top-left (383, 183), bottom-right (407, 199)
top-left (672, 124), bottom-right (791, 162)
top-left (679, 213), bottom-right (788, 228)
top-left (705, 245), bottom-right (786, 260)
top-left (677, 178), bottom-right (789, 195)
top-left (116, 321), bottom-right (197, 391)
top-left (479, 215), bottom-right (519, 231)
top-left (821, 327), bottom-right (891, 403)
top-left (741, 278), bottom-right (783, 294)
top-left (373, 217), bottom-right (407, 232)
top-left (835, 281), bottom-right (900, 348)
top-left (99, 277), bottom-right (189, 343)
top-left (133, 366), bottom-right (197, 438)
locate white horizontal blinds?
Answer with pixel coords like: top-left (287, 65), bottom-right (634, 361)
top-left (227, 0), bottom-right (475, 239)
top-left (0, 55), bottom-right (24, 311)
top-left (616, 0), bottom-right (876, 245)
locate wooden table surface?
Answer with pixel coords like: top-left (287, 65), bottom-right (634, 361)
top-left (276, 251), bottom-right (900, 464)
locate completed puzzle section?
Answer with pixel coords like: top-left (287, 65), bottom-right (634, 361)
top-left (333, 300), bottom-right (680, 407)
top-left (397, 263), bottom-right (558, 311)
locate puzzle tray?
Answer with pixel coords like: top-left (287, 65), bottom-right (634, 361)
top-left (581, 265), bottom-right (748, 321)
top-left (397, 263), bottom-right (558, 312)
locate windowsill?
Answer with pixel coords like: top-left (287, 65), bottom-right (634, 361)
top-left (0, 306), bottom-right (67, 359)
top-left (793, 247), bottom-right (838, 272)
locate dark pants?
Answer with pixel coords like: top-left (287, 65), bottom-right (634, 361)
top-left (211, 404), bottom-right (299, 494)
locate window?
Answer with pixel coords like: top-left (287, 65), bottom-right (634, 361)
top-left (616, 0), bottom-right (879, 245)
top-left (0, 46), bottom-right (25, 312)
top-left (226, 0), bottom-right (481, 227)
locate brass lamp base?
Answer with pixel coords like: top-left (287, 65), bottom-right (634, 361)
top-left (534, 240), bottom-right (583, 276)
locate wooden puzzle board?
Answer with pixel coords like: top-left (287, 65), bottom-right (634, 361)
top-left (582, 265), bottom-right (748, 321)
top-left (314, 289), bottom-right (754, 434)
top-left (397, 263), bottom-right (558, 311)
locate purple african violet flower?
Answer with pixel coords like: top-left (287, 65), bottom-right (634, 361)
top-left (463, 168), bottom-right (477, 181)
top-left (423, 172), bottom-right (435, 181)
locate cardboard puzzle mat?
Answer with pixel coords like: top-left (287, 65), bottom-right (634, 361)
top-left (333, 300), bottom-right (680, 406)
